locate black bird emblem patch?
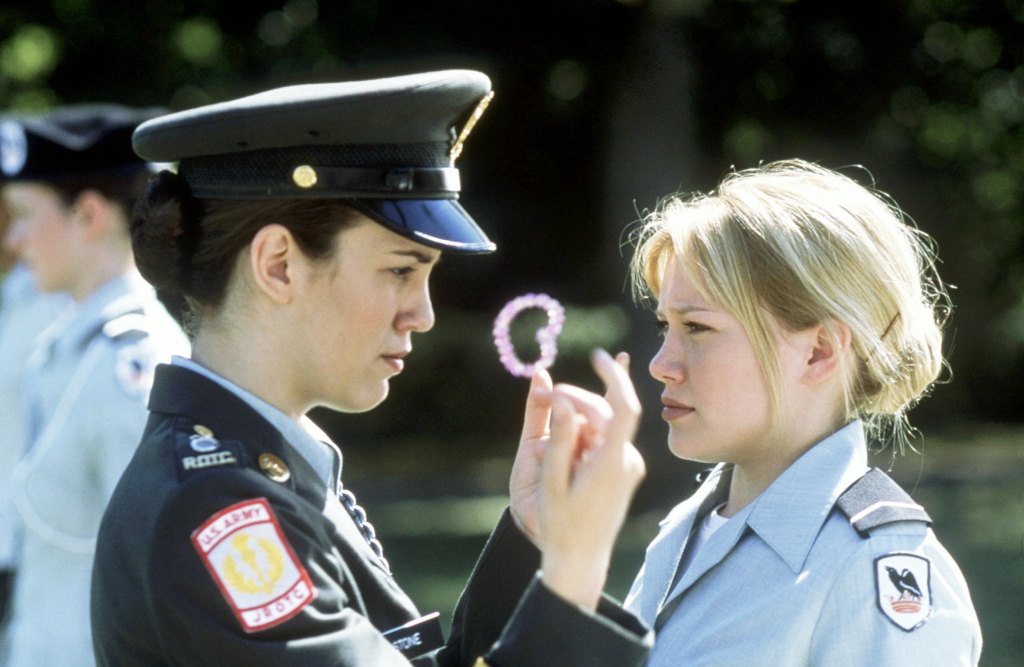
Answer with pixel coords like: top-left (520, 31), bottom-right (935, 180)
top-left (876, 554), bottom-right (931, 631)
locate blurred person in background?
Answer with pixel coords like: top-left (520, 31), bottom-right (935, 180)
top-left (624, 159), bottom-right (981, 665)
top-left (0, 187), bottom-right (68, 660)
top-left (0, 104), bottom-right (188, 666)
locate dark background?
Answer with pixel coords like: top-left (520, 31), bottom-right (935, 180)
top-left (2, 0), bottom-right (1021, 663)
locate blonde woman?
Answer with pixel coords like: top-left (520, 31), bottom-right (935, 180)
top-left (624, 160), bottom-right (981, 665)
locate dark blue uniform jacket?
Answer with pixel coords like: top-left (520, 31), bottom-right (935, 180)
top-left (91, 364), bottom-right (651, 666)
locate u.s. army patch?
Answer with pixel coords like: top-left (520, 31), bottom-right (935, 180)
top-left (191, 498), bottom-right (316, 632)
top-left (875, 553), bottom-right (931, 631)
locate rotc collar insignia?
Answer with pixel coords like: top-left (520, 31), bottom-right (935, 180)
top-left (192, 498), bottom-right (316, 632)
top-left (189, 424), bottom-right (220, 453)
top-left (875, 553), bottom-right (931, 631)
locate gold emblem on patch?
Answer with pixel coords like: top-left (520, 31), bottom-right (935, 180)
top-left (193, 424), bottom-right (214, 437)
top-left (449, 91), bottom-right (494, 164)
top-left (292, 165), bottom-right (318, 188)
top-left (259, 453), bottom-right (290, 482)
top-left (223, 533), bottom-right (286, 594)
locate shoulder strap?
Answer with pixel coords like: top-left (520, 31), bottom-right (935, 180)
top-left (836, 467), bottom-right (932, 537)
top-left (102, 310), bottom-right (150, 341)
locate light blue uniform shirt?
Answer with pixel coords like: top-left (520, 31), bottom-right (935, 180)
top-left (6, 272), bottom-right (188, 667)
top-left (0, 265), bottom-right (68, 571)
top-left (625, 421), bottom-right (982, 666)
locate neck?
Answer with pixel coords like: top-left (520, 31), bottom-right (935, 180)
top-left (70, 255), bottom-right (135, 301)
top-left (720, 415), bottom-right (846, 518)
top-left (191, 315), bottom-right (306, 420)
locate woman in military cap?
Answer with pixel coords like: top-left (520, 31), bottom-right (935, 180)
top-left (91, 70), bottom-right (651, 666)
top-left (0, 104), bottom-right (188, 666)
top-left (623, 159), bottom-right (981, 665)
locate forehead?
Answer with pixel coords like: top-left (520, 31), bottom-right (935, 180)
top-left (656, 255), bottom-right (714, 308)
top-left (339, 215), bottom-right (442, 263)
top-left (1, 181), bottom-right (62, 209)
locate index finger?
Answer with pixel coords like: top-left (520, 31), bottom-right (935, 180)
top-left (520, 368), bottom-right (554, 443)
top-left (589, 348), bottom-right (641, 446)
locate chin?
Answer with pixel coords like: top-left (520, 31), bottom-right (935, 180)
top-left (325, 383), bottom-right (390, 414)
top-left (667, 433), bottom-right (717, 464)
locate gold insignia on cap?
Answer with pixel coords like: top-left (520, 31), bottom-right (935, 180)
top-left (292, 165), bottom-right (318, 188)
top-left (258, 453), bottom-right (291, 482)
top-left (193, 424), bottom-right (214, 437)
top-left (449, 91), bottom-right (494, 164)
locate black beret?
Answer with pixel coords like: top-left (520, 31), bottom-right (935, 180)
top-left (134, 69), bottom-right (496, 253)
top-left (0, 104), bottom-right (162, 182)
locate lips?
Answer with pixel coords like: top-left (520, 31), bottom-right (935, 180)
top-left (660, 396), bottom-right (694, 422)
top-left (381, 350), bottom-right (409, 373)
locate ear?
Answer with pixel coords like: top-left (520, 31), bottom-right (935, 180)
top-left (69, 189), bottom-right (114, 238)
top-left (248, 224), bottom-right (297, 304)
top-left (802, 320), bottom-right (852, 385)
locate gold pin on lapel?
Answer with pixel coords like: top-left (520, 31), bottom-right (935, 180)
top-left (258, 453), bottom-right (291, 482)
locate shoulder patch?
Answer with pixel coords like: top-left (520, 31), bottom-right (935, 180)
top-left (875, 552), bottom-right (932, 631)
top-left (114, 343), bottom-right (157, 395)
top-left (836, 468), bottom-right (932, 536)
top-left (191, 498), bottom-right (317, 633)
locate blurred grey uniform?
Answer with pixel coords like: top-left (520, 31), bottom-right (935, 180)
top-left (0, 265), bottom-right (68, 635)
top-left (5, 273), bottom-right (187, 667)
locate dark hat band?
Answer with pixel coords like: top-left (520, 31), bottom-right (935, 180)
top-left (182, 164), bottom-right (461, 199)
top-left (178, 140), bottom-right (462, 199)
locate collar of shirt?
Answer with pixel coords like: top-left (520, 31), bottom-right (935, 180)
top-left (742, 420), bottom-right (870, 573)
top-left (170, 355), bottom-right (339, 489)
top-left (30, 273), bottom-right (147, 362)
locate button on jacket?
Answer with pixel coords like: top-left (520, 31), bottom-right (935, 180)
top-left (625, 421), bottom-right (982, 666)
top-left (91, 363), bottom-right (651, 666)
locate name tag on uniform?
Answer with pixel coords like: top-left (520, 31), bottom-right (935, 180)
top-left (383, 611), bottom-right (444, 659)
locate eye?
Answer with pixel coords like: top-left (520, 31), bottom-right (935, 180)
top-left (684, 320), bottom-right (711, 334)
top-left (390, 266), bottom-right (416, 279)
top-left (655, 319), bottom-right (669, 337)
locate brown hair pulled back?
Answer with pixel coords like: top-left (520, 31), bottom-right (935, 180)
top-left (132, 170), bottom-right (357, 334)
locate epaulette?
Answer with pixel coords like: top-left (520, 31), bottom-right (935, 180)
top-left (102, 311), bottom-right (151, 341)
top-left (835, 467), bottom-right (932, 537)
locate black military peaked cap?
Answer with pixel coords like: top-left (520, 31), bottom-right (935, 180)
top-left (0, 104), bottom-right (162, 182)
top-left (133, 69), bottom-right (497, 253)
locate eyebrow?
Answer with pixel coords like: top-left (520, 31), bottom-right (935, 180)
top-left (391, 249), bottom-right (441, 265)
top-left (657, 303), bottom-right (718, 317)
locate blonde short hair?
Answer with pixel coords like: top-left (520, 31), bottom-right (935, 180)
top-left (630, 159), bottom-right (949, 444)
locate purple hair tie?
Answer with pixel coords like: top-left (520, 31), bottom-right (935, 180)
top-left (492, 293), bottom-right (565, 377)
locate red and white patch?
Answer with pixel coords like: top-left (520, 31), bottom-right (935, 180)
top-left (192, 498), bottom-right (316, 632)
top-left (875, 553), bottom-right (931, 631)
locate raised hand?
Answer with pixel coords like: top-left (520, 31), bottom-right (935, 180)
top-left (510, 350), bottom-right (646, 611)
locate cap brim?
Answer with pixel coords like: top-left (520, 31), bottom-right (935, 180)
top-left (350, 198), bottom-right (495, 254)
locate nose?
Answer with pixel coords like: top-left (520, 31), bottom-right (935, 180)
top-left (2, 217), bottom-right (25, 257)
top-left (649, 338), bottom-right (684, 385)
top-left (397, 282), bottom-right (435, 334)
